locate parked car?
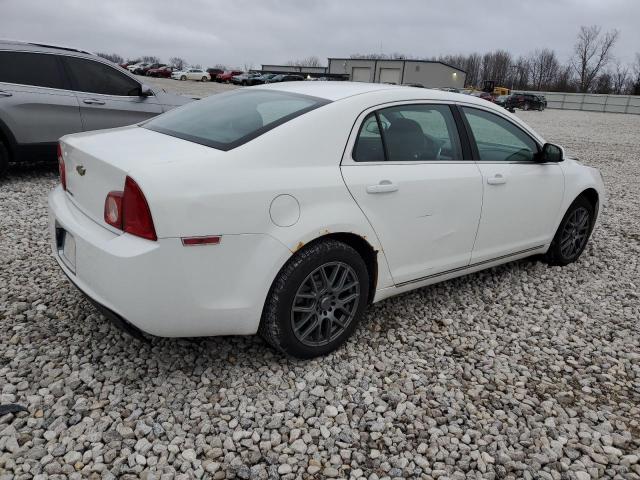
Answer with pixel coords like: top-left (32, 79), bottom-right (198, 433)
top-left (494, 94), bottom-right (510, 107)
top-left (127, 63), bottom-right (149, 74)
top-left (266, 74), bottom-right (304, 83)
top-left (506, 93), bottom-right (546, 111)
top-left (0, 40), bottom-right (193, 175)
top-left (146, 66), bottom-right (173, 78)
top-left (216, 70), bottom-right (243, 83)
top-left (252, 73), bottom-right (277, 84)
top-left (472, 91), bottom-right (495, 103)
top-left (231, 72), bottom-right (262, 86)
top-left (140, 63), bottom-right (166, 75)
top-left (171, 68), bottom-right (210, 82)
top-left (206, 68), bottom-right (223, 78)
top-left (49, 82), bottom-right (604, 358)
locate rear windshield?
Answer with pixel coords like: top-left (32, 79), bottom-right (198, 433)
top-left (143, 89), bottom-right (329, 150)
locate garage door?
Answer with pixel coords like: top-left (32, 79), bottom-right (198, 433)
top-left (379, 68), bottom-right (401, 84)
top-left (351, 67), bottom-right (371, 82)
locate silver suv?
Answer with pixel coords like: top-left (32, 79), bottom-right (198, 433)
top-left (0, 40), bottom-right (193, 176)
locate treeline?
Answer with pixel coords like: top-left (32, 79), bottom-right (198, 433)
top-left (351, 25), bottom-right (640, 94)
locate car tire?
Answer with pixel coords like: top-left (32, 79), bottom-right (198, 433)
top-left (201, 76), bottom-right (208, 82)
top-left (544, 195), bottom-right (594, 266)
top-left (260, 239), bottom-right (370, 358)
top-left (0, 141), bottom-right (9, 177)
top-left (180, 76), bottom-right (186, 81)
top-left (523, 102), bottom-right (530, 111)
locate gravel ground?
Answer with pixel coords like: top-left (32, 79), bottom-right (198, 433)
top-left (1, 109), bottom-right (639, 479)
top-left (144, 76), bottom-right (237, 98)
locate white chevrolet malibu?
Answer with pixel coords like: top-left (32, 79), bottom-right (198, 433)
top-left (49, 82), bottom-right (605, 358)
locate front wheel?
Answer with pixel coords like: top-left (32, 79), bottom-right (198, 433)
top-left (201, 76), bottom-right (208, 82)
top-left (180, 75), bottom-right (186, 81)
top-left (260, 240), bottom-right (370, 358)
top-left (544, 196), bottom-right (594, 266)
top-left (523, 102), bottom-right (530, 111)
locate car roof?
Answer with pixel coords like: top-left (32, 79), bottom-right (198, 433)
top-left (258, 81), bottom-right (493, 106)
top-left (0, 38), bottom-right (94, 57)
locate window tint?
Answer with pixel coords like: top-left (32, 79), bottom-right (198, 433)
top-left (463, 107), bottom-right (538, 161)
top-left (143, 89), bottom-right (329, 151)
top-left (64, 56), bottom-right (141, 96)
top-left (0, 51), bottom-right (66, 89)
top-left (353, 113), bottom-right (385, 162)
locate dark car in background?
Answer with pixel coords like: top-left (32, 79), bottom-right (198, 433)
top-left (506, 93), bottom-right (546, 111)
top-left (266, 74), bottom-right (305, 83)
top-left (146, 66), bottom-right (173, 78)
top-left (231, 72), bottom-right (263, 86)
top-left (216, 70), bottom-right (243, 83)
top-left (206, 68), bottom-right (223, 79)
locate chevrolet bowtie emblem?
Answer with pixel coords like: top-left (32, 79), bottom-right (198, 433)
top-left (76, 165), bottom-right (86, 176)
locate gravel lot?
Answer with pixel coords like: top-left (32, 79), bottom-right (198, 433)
top-left (1, 107), bottom-right (639, 479)
top-left (144, 76), bottom-right (238, 98)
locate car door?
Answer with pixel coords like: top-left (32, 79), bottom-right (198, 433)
top-left (62, 55), bottom-right (163, 131)
top-left (0, 50), bottom-right (81, 155)
top-left (460, 106), bottom-right (564, 263)
top-left (341, 103), bottom-right (483, 285)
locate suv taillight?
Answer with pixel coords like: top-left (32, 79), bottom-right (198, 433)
top-left (103, 176), bottom-right (157, 241)
top-left (57, 143), bottom-right (66, 191)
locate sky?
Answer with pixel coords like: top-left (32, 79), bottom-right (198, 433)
top-left (1, 0), bottom-right (638, 69)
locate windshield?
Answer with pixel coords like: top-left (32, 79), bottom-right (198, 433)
top-left (143, 89), bottom-right (329, 151)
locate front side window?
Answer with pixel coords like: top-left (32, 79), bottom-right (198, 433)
top-left (143, 89), bottom-right (329, 151)
top-left (462, 107), bottom-right (538, 162)
top-left (353, 104), bottom-right (462, 162)
top-left (0, 51), bottom-right (66, 89)
top-left (64, 56), bottom-right (141, 96)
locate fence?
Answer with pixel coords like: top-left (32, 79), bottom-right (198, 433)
top-left (514, 91), bottom-right (640, 115)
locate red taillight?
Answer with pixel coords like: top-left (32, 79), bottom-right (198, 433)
top-left (103, 176), bottom-right (157, 241)
top-left (122, 176), bottom-right (157, 241)
top-left (57, 143), bottom-right (66, 191)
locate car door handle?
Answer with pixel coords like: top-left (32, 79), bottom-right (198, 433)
top-left (366, 180), bottom-right (399, 194)
top-left (83, 99), bottom-right (105, 105)
top-left (0, 90), bottom-right (12, 97)
top-left (487, 174), bottom-right (507, 185)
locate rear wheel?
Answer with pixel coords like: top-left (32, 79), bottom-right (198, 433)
top-left (523, 102), bottom-right (530, 111)
top-left (180, 75), bottom-right (186, 81)
top-left (260, 239), bottom-right (370, 358)
top-left (201, 76), bottom-right (208, 82)
top-left (544, 196), bottom-right (594, 266)
top-left (0, 141), bottom-right (8, 177)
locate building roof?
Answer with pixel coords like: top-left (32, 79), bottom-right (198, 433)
top-left (328, 57), bottom-right (466, 74)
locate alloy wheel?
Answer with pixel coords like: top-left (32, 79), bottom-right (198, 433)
top-left (559, 206), bottom-right (590, 259)
top-left (290, 261), bottom-right (360, 347)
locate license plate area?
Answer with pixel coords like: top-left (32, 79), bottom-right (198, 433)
top-left (56, 225), bottom-right (76, 273)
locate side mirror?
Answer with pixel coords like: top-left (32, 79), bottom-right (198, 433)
top-left (537, 142), bottom-right (564, 163)
top-left (139, 84), bottom-right (154, 97)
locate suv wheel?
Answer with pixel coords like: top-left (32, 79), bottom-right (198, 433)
top-left (523, 102), bottom-right (530, 111)
top-left (0, 141), bottom-right (8, 177)
top-left (544, 196), bottom-right (594, 266)
top-left (260, 239), bottom-right (370, 358)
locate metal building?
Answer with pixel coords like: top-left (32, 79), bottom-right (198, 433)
top-left (327, 58), bottom-right (466, 88)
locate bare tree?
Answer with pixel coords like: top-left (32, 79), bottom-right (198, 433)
top-left (631, 53), bottom-right (640, 95)
top-left (169, 57), bottom-right (187, 70)
top-left (286, 56), bottom-right (323, 67)
top-left (141, 55), bottom-right (161, 64)
top-left (572, 25), bottom-right (619, 92)
top-left (611, 62), bottom-right (629, 94)
top-left (96, 52), bottom-right (124, 64)
top-left (594, 73), bottom-right (612, 94)
top-left (528, 49), bottom-right (560, 90)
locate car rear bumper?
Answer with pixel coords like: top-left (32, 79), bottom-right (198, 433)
top-left (48, 185), bottom-right (292, 337)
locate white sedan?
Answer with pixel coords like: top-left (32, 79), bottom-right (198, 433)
top-left (49, 83), bottom-right (605, 358)
top-left (170, 68), bottom-right (210, 82)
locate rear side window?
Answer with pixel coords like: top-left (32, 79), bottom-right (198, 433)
top-left (63, 56), bottom-right (141, 96)
top-left (0, 51), bottom-right (66, 89)
top-left (143, 89), bottom-right (329, 151)
top-left (353, 104), bottom-right (462, 162)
